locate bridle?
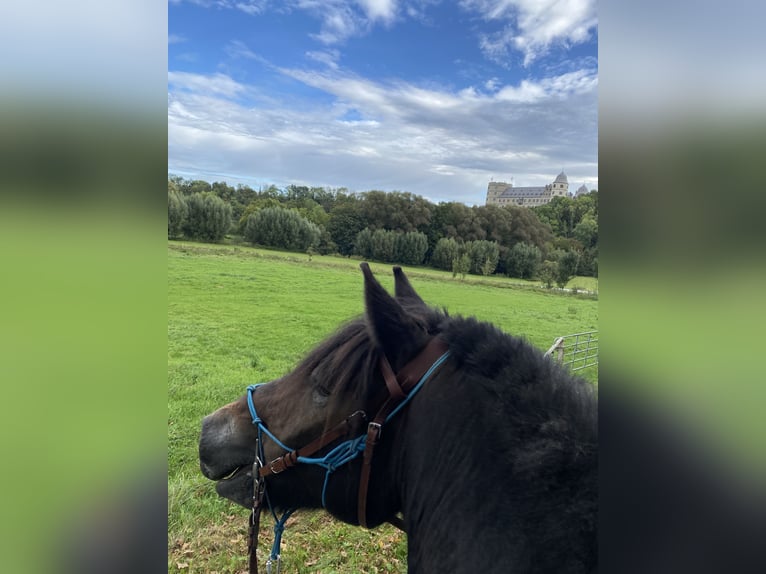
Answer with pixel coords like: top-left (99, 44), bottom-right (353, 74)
top-left (245, 337), bottom-right (450, 573)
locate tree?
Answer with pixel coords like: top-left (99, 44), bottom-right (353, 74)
top-left (358, 191), bottom-right (433, 233)
top-left (244, 207), bottom-right (320, 251)
top-left (353, 228), bottom-right (374, 260)
top-left (430, 202), bottom-right (474, 240)
top-left (370, 229), bottom-right (396, 262)
top-left (430, 237), bottom-right (462, 270)
top-left (502, 206), bottom-right (554, 250)
top-left (573, 215), bottom-right (598, 249)
top-left (238, 197), bottom-right (283, 234)
top-left (316, 229), bottom-right (337, 255)
top-left (452, 254), bottom-right (470, 280)
top-left (394, 231), bottom-right (429, 265)
top-left (480, 256), bottom-right (496, 276)
top-left (579, 247), bottom-right (598, 277)
top-left (505, 242), bottom-right (542, 279)
top-left (539, 260), bottom-right (557, 288)
top-left (328, 201), bottom-right (365, 256)
top-left (466, 240), bottom-right (499, 275)
top-left (296, 200), bottom-right (330, 228)
top-left (168, 189), bottom-right (188, 238)
top-left (182, 192), bottom-right (232, 242)
top-left (533, 196), bottom-right (576, 237)
top-left (555, 250), bottom-right (580, 288)
top-left (176, 179), bottom-right (213, 196)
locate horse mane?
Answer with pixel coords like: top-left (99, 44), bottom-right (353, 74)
top-left (294, 301), bottom-right (597, 454)
top-left (292, 319), bottom-right (380, 403)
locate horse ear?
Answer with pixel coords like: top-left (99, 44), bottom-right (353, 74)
top-left (360, 263), bottom-right (428, 366)
top-left (393, 266), bottom-right (425, 307)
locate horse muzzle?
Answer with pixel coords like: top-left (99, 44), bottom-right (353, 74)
top-left (199, 409), bottom-right (257, 480)
top-left (214, 464), bottom-right (255, 508)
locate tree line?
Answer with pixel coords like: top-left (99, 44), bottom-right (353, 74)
top-left (168, 176), bottom-right (598, 285)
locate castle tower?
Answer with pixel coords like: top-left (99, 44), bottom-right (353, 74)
top-left (552, 171), bottom-right (569, 197)
top-left (486, 181), bottom-right (511, 205)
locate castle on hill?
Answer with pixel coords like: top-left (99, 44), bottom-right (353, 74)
top-left (485, 171), bottom-right (590, 207)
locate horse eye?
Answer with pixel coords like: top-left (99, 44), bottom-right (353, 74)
top-left (315, 382), bottom-right (331, 397)
top-left (312, 387), bottom-right (330, 406)
top-left (309, 364), bottom-right (330, 405)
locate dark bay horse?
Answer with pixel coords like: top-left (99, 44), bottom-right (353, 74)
top-left (200, 264), bottom-right (597, 573)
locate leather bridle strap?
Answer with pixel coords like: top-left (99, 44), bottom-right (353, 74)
top-left (358, 337), bottom-right (449, 528)
top-left (258, 410), bottom-right (368, 477)
top-left (248, 505), bottom-right (262, 574)
top-left (248, 457), bottom-right (266, 574)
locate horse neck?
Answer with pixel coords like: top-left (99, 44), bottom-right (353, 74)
top-left (395, 380), bottom-right (518, 571)
top-left (394, 369), bottom-right (597, 574)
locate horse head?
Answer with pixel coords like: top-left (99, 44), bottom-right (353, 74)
top-left (199, 263), bottom-right (441, 526)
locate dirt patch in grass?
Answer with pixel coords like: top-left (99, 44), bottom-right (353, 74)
top-left (169, 511), bottom-right (406, 574)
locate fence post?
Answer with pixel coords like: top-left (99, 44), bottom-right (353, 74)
top-left (546, 337), bottom-right (565, 362)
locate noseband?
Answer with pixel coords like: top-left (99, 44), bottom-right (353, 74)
top-left (245, 337), bottom-right (450, 573)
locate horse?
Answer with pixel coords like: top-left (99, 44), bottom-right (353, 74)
top-left (199, 263), bottom-right (598, 573)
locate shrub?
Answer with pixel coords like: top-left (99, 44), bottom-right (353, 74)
top-left (451, 253), bottom-right (470, 280)
top-left (353, 229), bottom-right (428, 265)
top-left (430, 237), bottom-right (461, 270)
top-left (556, 250), bottom-right (580, 288)
top-left (466, 240), bottom-right (499, 275)
top-left (327, 204), bottom-right (365, 256)
top-left (539, 260), bottom-right (557, 289)
top-left (370, 229), bottom-right (396, 262)
top-left (244, 207), bottom-right (321, 251)
top-left (394, 231), bottom-right (428, 265)
top-left (182, 192), bottom-right (232, 242)
top-left (353, 228), bottom-right (374, 259)
top-left (480, 256), bottom-right (496, 276)
top-left (505, 242), bottom-right (542, 279)
top-left (168, 190), bottom-right (188, 238)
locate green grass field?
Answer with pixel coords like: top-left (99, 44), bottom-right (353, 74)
top-left (168, 241), bottom-right (598, 573)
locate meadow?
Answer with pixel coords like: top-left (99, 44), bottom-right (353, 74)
top-left (168, 241), bottom-right (598, 573)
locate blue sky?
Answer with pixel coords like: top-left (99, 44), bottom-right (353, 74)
top-left (169, 0), bottom-right (598, 205)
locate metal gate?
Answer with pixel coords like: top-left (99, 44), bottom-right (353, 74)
top-left (544, 330), bottom-right (598, 371)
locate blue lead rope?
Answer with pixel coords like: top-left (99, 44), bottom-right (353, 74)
top-left (246, 350), bottom-right (451, 565)
top-left (265, 506), bottom-right (294, 573)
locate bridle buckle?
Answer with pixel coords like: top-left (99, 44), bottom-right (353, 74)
top-left (253, 445), bottom-right (265, 502)
top-left (367, 421), bottom-right (382, 442)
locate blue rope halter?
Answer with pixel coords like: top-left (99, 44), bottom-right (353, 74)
top-left (245, 349), bottom-right (450, 566)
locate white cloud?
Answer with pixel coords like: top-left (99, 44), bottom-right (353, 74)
top-left (168, 71), bottom-right (248, 99)
top-left (233, 1), bottom-right (268, 15)
top-left (462, 0), bottom-right (597, 66)
top-left (484, 77), bottom-right (500, 92)
top-left (209, 0), bottom-right (396, 45)
top-left (305, 49), bottom-right (341, 69)
top-left (356, 0), bottom-right (398, 23)
top-left (225, 40), bottom-right (270, 65)
top-left (307, 3), bottom-right (360, 44)
top-left (168, 66), bottom-right (597, 203)
top-left (176, 0), bottom-right (270, 13)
